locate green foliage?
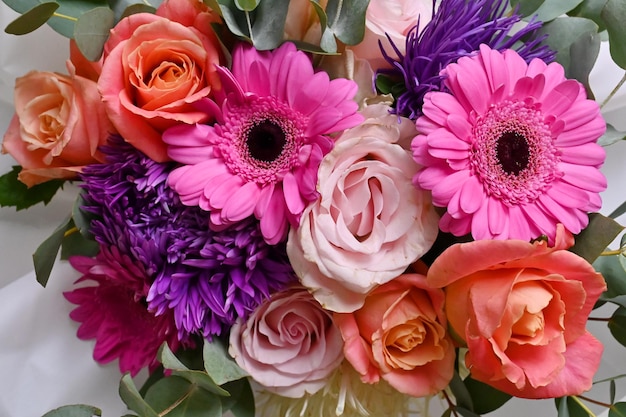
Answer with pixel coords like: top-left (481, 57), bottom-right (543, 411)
top-left (602, 0), bottom-right (626, 69)
top-left (595, 254), bottom-right (626, 300)
top-left (0, 166), bottom-right (64, 211)
top-left (4, 2), bottom-right (59, 35)
top-left (41, 405), bottom-right (102, 417)
top-left (610, 402), bottom-right (626, 417)
top-left (599, 124), bottom-right (626, 147)
top-left (555, 397), bottom-right (589, 417)
top-left (463, 377), bottom-right (512, 414)
top-left (203, 338), bottom-right (248, 386)
top-left (570, 213), bottom-right (624, 263)
top-left (119, 374), bottom-right (160, 417)
top-left (144, 376), bottom-right (222, 417)
top-left (533, 0), bottom-right (585, 22)
top-left (609, 307), bottom-right (626, 347)
top-left (33, 215), bottom-right (72, 287)
top-left (73, 7), bottom-right (115, 61)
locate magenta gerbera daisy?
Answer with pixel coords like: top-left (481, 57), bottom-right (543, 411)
top-left (164, 42), bottom-right (362, 244)
top-left (413, 44), bottom-right (607, 242)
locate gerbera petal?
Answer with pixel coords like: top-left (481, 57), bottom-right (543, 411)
top-left (221, 181), bottom-right (261, 222)
top-left (208, 174), bottom-right (246, 208)
top-left (541, 80), bottom-right (581, 117)
top-left (559, 162), bottom-right (607, 193)
top-left (282, 172), bottom-right (306, 215)
top-left (459, 176), bottom-right (484, 214)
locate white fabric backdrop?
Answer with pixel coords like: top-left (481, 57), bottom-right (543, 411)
top-left (0, 2), bottom-right (625, 416)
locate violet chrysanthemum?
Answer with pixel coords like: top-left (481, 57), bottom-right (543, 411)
top-left (64, 247), bottom-right (181, 376)
top-left (80, 136), bottom-right (296, 339)
top-left (164, 42), bottom-right (363, 245)
top-left (412, 45), bottom-right (606, 242)
top-left (380, 0), bottom-right (555, 120)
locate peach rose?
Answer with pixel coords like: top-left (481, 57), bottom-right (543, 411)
top-left (98, 5), bottom-right (222, 162)
top-left (335, 273), bottom-right (455, 397)
top-left (287, 104), bottom-right (439, 313)
top-left (427, 225), bottom-right (607, 399)
top-left (283, 0), bottom-right (324, 44)
top-left (348, 0), bottom-right (433, 70)
top-left (228, 287), bottom-right (344, 398)
top-left (2, 63), bottom-right (111, 186)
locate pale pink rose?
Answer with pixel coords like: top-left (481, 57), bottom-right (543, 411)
top-left (335, 273), bottom-right (455, 397)
top-left (228, 287), bottom-right (344, 398)
top-left (287, 104), bottom-right (439, 313)
top-left (427, 225), bottom-right (607, 399)
top-left (2, 63), bottom-right (112, 187)
top-left (348, 0), bottom-right (433, 70)
top-left (98, 8), bottom-right (222, 162)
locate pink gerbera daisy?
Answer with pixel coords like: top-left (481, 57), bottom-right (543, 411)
top-left (413, 44), bottom-right (607, 242)
top-left (164, 42), bottom-right (362, 244)
top-left (64, 246), bottom-right (182, 376)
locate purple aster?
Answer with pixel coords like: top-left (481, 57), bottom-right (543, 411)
top-left (379, 0), bottom-right (556, 120)
top-left (80, 136), bottom-right (296, 339)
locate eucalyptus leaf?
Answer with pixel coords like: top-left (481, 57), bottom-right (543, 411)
top-left (221, 379), bottom-right (254, 417)
top-left (533, 0), bottom-right (585, 22)
top-left (448, 372), bottom-right (473, 411)
top-left (568, 29), bottom-right (601, 98)
top-left (537, 16), bottom-right (599, 75)
top-left (144, 376), bottom-right (222, 417)
top-left (569, 0), bottom-right (608, 31)
top-left (609, 307), bottom-right (626, 348)
top-left (612, 379), bottom-right (617, 404)
top-left (557, 394), bottom-right (571, 417)
top-left (570, 213), bottom-right (624, 263)
top-left (42, 404), bottom-right (102, 417)
top-left (555, 397), bottom-right (590, 417)
top-left (599, 123), bottom-right (626, 147)
top-left (594, 254), bottom-right (626, 300)
top-left (455, 407), bottom-right (481, 417)
top-left (33, 215), bottom-right (73, 287)
top-left (74, 7), bottom-right (115, 61)
top-left (511, 0), bottom-right (544, 17)
top-left (610, 402), bottom-right (626, 417)
top-left (601, 0), bottom-right (626, 69)
top-left (119, 374), bottom-right (160, 417)
top-left (203, 338), bottom-right (248, 386)
top-left (463, 376), bottom-right (511, 414)
top-left (60, 228), bottom-right (99, 259)
top-left (603, 295), bottom-right (626, 310)
top-left (249, 0), bottom-right (290, 50)
top-left (214, 0), bottom-right (250, 39)
top-left (159, 343), bottom-right (229, 396)
top-left (109, 0), bottom-right (163, 21)
top-left (310, 1), bottom-right (337, 53)
top-left (72, 192), bottom-right (95, 240)
top-left (324, 0), bottom-right (368, 45)
top-left (4, 2), bottom-right (59, 35)
top-left (120, 3), bottom-right (157, 20)
top-left (609, 200), bottom-right (626, 219)
top-left (234, 0), bottom-right (258, 12)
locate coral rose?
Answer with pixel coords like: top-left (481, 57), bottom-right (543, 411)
top-left (427, 225), bottom-right (606, 399)
top-left (348, 0), bottom-right (433, 70)
top-left (228, 287), bottom-right (344, 398)
top-left (2, 64), bottom-right (111, 186)
top-left (335, 273), bottom-right (455, 397)
top-left (287, 104), bottom-right (439, 312)
top-left (98, 5), bottom-right (222, 162)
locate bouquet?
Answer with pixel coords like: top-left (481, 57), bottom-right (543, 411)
top-left (1, 0), bottom-right (626, 416)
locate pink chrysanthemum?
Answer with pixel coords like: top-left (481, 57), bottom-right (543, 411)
top-left (164, 42), bottom-right (362, 244)
top-left (413, 44), bottom-right (607, 242)
top-left (64, 246), bottom-right (182, 376)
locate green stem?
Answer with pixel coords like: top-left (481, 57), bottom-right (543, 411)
top-left (576, 394), bottom-right (610, 414)
top-left (245, 10), bottom-right (253, 42)
top-left (600, 249), bottom-right (624, 256)
top-left (588, 317), bottom-right (611, 322)
top-left (52, 12), bottom-right (78, 21)
top-left (158, 386), bottom-right (194, 416)
top-left (441, 390), bottom-right (460, 417)
top-left (601, 72), bottom-right (626, 110)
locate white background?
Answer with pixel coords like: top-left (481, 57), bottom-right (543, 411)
top-left (0, 2), bottom-right (625, 416)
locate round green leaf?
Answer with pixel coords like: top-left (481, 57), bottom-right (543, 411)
top-left (234, 0), bottom-right (258, 11)
top-left (610, 402), bottom-right (626, 417)
top-left (4, 2), bottom-right (59, 35)
top-left (73, 6), bottom-right (115, 61)
top-left (42, 405), bottom-right (101, 417)
top-left (609, 307), bottom-right (626, 348)
top-left (602, 0), bottom-right (626, 69)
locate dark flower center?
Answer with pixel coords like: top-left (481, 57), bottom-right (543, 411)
top-left (496, 131), bottom-right (530, 175)
top-left (247, 120), bottom-right (286, 163)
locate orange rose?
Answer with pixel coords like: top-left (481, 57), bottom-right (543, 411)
top-left (98, 3), bottom-right (222, 162)
top-left (2, 63), bottom-right (111, 186)
top-left (335, 273), bottom-right (455, 397)
top-left (427, 225), bottom-right (607, 399)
